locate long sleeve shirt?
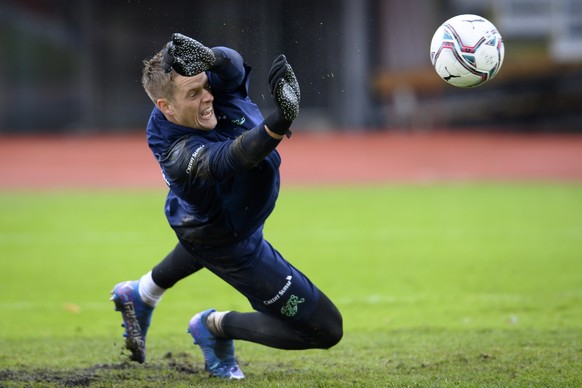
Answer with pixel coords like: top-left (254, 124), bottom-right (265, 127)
top-left (146, 47), bottom-right (282, 246)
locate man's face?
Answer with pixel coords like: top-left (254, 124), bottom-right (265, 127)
top-left (163, 72), bottom-right (217, 130)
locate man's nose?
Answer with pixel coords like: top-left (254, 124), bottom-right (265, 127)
top-left (202, 88), bottom-right (213, 101)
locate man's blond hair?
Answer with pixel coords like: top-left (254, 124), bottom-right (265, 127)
top-left (141, 50), bottom-right (177, 104)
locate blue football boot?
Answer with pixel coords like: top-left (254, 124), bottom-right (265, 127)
top-left (110, 280), bottom-right (154, 363)
top-left (187, 309), bottom-right (244, 379)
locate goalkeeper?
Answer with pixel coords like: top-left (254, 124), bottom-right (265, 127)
top-left (110, 33), bottom-right (343, 379)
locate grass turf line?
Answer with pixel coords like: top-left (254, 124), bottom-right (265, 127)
top-left (0, 184), bottom-right (581, 386)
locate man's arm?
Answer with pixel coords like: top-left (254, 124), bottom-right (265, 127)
top-left (208, 46), bottom-right (246, 92)
top-left (163, 34), bottom-right (248, 94)
top-left (161, 54), bottom-right (300, 185)
top-left (159, 128), bottom-right (279, 188)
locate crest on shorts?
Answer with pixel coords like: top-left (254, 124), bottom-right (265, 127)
top-left (281, 294), bottom-right (305, 317)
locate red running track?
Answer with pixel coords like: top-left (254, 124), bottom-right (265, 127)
top-left (1, 131), bottom-right (582, 189)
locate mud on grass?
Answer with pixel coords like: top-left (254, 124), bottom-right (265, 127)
top-left (0, 352), bottom-right (206, 387)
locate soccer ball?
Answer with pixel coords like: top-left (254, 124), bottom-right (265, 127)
top-left (430, 14), bottom-right (505, 88)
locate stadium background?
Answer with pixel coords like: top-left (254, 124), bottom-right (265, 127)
top-left (1, 2), bottom-right (582, 385)
top-left (2, 0), bottom-right (582, 135)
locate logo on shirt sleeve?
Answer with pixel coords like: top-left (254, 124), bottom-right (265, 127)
top-left (186, 145), bottom-right (206, 175)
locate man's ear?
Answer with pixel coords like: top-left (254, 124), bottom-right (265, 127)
top-left (156, 98), bottom-right (174, 116)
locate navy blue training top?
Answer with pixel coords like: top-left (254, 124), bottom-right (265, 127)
top-left (146, 47), bottom-right (282, 245)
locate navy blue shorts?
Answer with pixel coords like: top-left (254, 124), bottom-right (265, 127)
top-left (181, 229), bottom-right (320, 322)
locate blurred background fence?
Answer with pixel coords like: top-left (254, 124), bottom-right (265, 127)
top-left (1, 0), bottom-right (581, 134)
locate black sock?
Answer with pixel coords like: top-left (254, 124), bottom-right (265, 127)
top-left (151, 242), bottom-right (203, 289)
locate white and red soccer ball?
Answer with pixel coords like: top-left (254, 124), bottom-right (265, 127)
top-left (430, 14), bottom-right (505, 88)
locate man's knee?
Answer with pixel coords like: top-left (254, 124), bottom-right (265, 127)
top-left (317, 313), bottom-right (343, 349)
top-left (303, 292), bottom-right (343, 349)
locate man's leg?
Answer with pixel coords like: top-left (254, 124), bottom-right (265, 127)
top-left (151, 242), bottom-right (204, 288)
top-left (217, 290), bottom-right (342, 350)
top-left (183, 234), bottom-right (342, 378)
top-left (185, 288), bottom-right (341, 379)
top-left (112, 242), bottom-right (204, 363)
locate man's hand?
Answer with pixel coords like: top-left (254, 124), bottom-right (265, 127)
top-left (162, 33), bottom-right (215, 76)
top-left (264, 55), bottom-right (301, 137)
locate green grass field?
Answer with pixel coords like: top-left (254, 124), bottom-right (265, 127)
top-left (1, 184), bottom-right (581, 387)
